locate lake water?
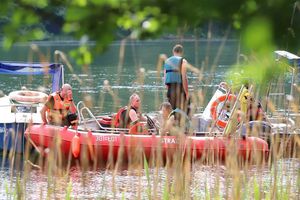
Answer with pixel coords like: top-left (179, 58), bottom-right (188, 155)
top-left (0, 39), bottom-right (299, 199)
top-left (1, 157), bottom-right (299, 199)
top-left (0, 39), bottom-right (239, 114)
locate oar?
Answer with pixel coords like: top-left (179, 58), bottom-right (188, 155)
top-left (223, 85), bottom-right (245, 136)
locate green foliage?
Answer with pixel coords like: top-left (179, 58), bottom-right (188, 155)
top-left (65, 179), bottom-right (73, 200)
top-left (69, 44), bottom-right (93, 66)
top-left (265, 191), bottom-right (271, 200)
top-left (205, 182), bottom-right (210, 200)
top-left (226, 58), bottom-right (285, 95)
top-left (253, 178), bottom-right (260, 200)
top-left (0, 0), bottom-right (299, 63)
top-left (21, 0), bottom-right (48, 8)
top-left (242, 17), bottom-right (274, 55)
top-left (4, 181), bottom-right (17, 199)
top-left (162, 179), bottom-right (169, 200)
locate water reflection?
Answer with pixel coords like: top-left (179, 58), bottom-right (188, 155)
top-left (1, 157), bottom-right (299, 199)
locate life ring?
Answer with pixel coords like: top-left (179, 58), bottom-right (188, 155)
top-left (9, 90), bottom-right (48, 103)
top-left (210, 94), bottom-right (237, 128)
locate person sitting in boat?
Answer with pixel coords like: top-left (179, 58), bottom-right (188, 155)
top-left (237, 83), bottom-right (268, 122)
top-left (239, 88), bottom-right (271, 137)
top-left (40, 83), bottom-right (78, 127)
top-left (115, 93), bottom-right (147, 128)
top-left (246, 97), bottom-right (267, 122)
top-left (219, 101), bottom-right (232, 121)
top-left (159, 102), bottom-right (192, 135)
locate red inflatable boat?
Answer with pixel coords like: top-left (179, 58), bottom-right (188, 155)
top-left (25, 123), bottom-right (269, 164)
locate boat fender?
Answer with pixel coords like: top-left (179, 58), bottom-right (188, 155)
top-left (87, 130), bottom-right (94, 157)
top-left (72, 133), bottom-right (80, 158)
top-left (210, 94), bottom-right (237, 128)
top-left (9, 90), bottom-right (48, 103)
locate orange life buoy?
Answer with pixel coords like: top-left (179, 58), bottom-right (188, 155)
top-left (9, 90), bottom-right (48, 103)
top-left (210, 94), bottom-right (237, 128)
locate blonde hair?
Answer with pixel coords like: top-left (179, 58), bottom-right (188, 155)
top-left (129, 93), bottom-right (139, 104)
top-left (160, 102), bottom-right (172, 112)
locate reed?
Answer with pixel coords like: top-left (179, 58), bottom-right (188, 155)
top-left (1, 38), bottom-right (299, 200)
top-left (2, 115), bottom-right (300, 199)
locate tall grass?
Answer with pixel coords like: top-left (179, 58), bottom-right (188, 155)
top-left (1, 36), bottom-right (300, 200)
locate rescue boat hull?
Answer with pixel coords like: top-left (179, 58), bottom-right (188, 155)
top-left (25, 124), bottom-right (269, 164)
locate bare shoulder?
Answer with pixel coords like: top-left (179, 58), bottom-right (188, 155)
top-left (129, 108), bottom-right (136, 115)
top-left (160, 54), bottom-right (167, 60)
top-left (182, 59), bottom-right (188, 68)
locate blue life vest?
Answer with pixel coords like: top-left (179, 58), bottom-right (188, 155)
top-left (164, 56), bottom-right (183, 84)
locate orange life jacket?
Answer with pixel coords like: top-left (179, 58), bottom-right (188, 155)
top-left (114, 106), bottom-right (140, 128)
top-left (113, 106), bottom-right (128, 128)
top-left (46, 92), bottom-right (73, 123)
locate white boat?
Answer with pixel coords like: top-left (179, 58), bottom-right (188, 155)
top-left (0, 62), bottom-right (64, 153)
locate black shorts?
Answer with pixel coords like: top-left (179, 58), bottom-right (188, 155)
top-left (166, 83), bottom-right (187, 111)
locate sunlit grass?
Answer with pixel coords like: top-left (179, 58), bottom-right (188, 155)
top-left (1, 35), bottom-right (299, 200)
top-left (3, 100), bottom-right (300, 199)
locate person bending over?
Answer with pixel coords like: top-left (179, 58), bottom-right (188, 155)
top-left (159, 102), bottom-right (192, 135)
top-left (40, 83), bottom-right (78, 127)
